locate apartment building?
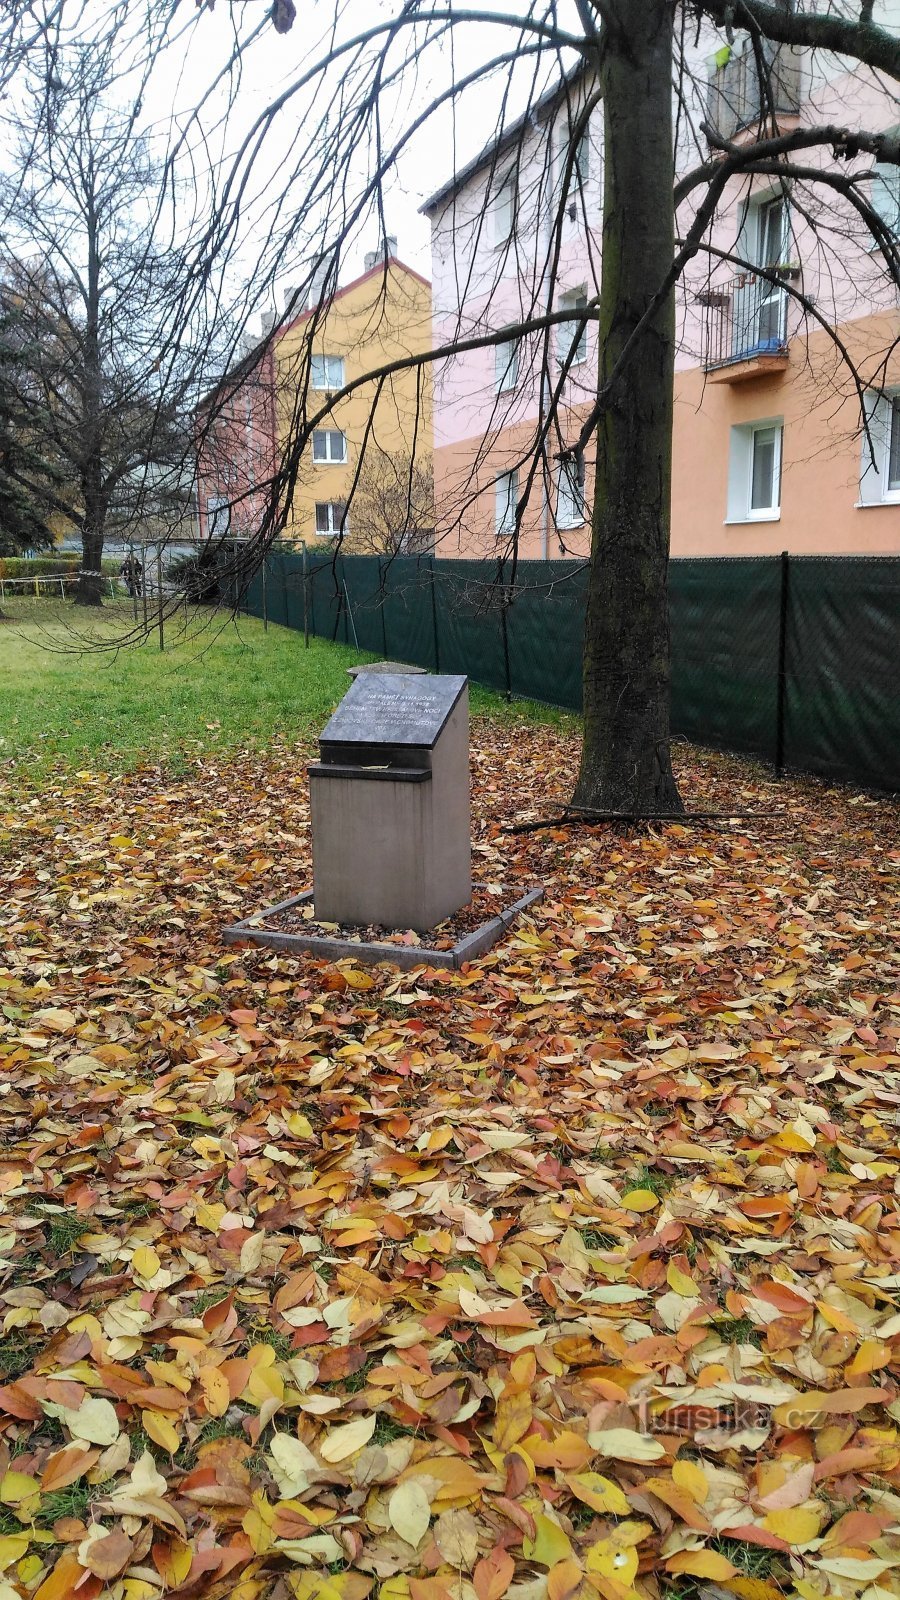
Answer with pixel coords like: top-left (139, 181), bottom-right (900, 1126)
top-left (424, 21), bottom-right (900, 558)
top-left (197, 248), bottom-right (432, 549)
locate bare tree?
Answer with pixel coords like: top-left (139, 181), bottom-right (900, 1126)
top-left (4, 0), bottom-right (900, 805)
top-left (0, 52), bottom-right (200, 604)
top-left (348, 448), bottom-right (435, 555)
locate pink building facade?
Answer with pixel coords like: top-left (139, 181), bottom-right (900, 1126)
top-left (425, 21), bottom-right (900, 560)
top-left (196, 344), bottom-right (277, 544)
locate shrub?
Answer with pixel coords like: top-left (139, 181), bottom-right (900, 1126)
top-left (165, 551), bottom-right (220, 603)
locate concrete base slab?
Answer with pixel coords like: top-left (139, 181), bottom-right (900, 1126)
top-left (222, 883), bottom-right (544, 971)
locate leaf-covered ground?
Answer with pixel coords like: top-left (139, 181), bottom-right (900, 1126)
top-left (1, 724), bottom-right (899, 1600)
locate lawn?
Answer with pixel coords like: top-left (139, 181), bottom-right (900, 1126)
top-left (1, 610), bottom-right (899, 1600)
top-left (0, 599), bottom-right (571, 773)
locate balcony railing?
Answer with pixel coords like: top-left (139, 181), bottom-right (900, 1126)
top-left (706, 40), bottom-right (802, 140)
top-left (702, 271), bottom-right (791, 372)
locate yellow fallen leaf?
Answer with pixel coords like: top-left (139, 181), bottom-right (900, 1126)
top-left (522, 1514), bottom-right (573, 1568)
top-left (388, 1480), bottom-right (431, 1548)
top-left (666, 1551), bottom-right (738, 1581)
top-left (0, 1473), bottom-right (40, 1508)
top-left (0, 1536), bottom-right (29, 1570)
top-left (319, 1414), bottom-right (377, 1463)
top-left (762, 1506), bottom-right (823, 1546)
top-left (672, 1459), bottom-right (708, 1503)
top-left (142, 1410), bottom-right (180, 1454)
top-left (285, 1112), bottom-right (315, 1139)
top-left (667, 1262), bottom-right (697, 1297)
top-left (131, 1246), bottom-right (160, 1280)
top-left (48, 1396), bottom-right (120, 1446)
top-left (587, 1429), bottom-right (665, 1462)
top-left (586, 1539), bottom-right (638, 1586)
top-left (565, 1472), bottom-right (630, 1516)
top-left (620, 1190), bottom-right (659, 1212)
top-left (200, 1365), bottom-right (231, 1418)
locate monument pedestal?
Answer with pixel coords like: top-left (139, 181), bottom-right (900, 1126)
top-left (308, 673), bottom-right (470, 933)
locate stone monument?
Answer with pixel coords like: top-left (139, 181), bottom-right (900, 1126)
top-left (308, 673), bottom-right (470, 932)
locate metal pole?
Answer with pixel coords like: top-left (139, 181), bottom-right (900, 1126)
top-left (261, 556), bottom-right (268, 630)
top-left (774, 549), bottom-right (790, 778)
top-left (130, 540), bottom-right (138, 622)
top-left (302, 543), bottom-right (310, 649)
top-left (379, 559), bottom-right (388, 658)
top-left (157, 545), bottom-right (164, 652)
top-left (141, 545), bottom-right (148, 634)
top-left (343, 579), bottom-right (360, 652)
top-left (429, 558), bottom-right (440, 673)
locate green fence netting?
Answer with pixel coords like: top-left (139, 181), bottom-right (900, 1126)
top-left (233, 548), bottom-right (900, 795)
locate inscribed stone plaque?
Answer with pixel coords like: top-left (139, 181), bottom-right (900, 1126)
top-left (320, 673), bottom-right (467, 749)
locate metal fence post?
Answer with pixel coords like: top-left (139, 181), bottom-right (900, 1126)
top-left (379, 559), bottom-right (388, 658)
top-left (157, 545), bottom-right (165, 652)
top-left (774, 549), bottom-right (790, 777)
top-left (429, 558), bottom-right (441, 673)
top-left (261, 558), bottom-right (268, 630)
top-left (302, 544), bottom-right (310, 649)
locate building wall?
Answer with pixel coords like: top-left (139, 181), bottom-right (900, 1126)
top-left (196, 346), bottom-right (276, 543)
top-left (429, 15), bottom-right (900, 560)
top-left (272, 259), bottom-right (432, 546)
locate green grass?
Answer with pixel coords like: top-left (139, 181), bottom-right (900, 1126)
top-left (0, 598), bottom-right (575, 775)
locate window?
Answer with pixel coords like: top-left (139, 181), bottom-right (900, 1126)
top-left (311, 354), bottom-right (345, 390)
top-left (495, 332), bottom-right (519, 393)
top-left (859, 390), bottom-right (900, 504)
top-left (871, 152), bottom-right (900, 239)
top-left (557, 123), bottom-right (590, 190)
top-left (731, 194), bottom-right (789, 358)
top-left (206, 496), bottom-right (231, 538)
top-left (495, 470), bottom-right (518, 537)
top-left (890, 397), bottom-right (900, 491)
top-left (492, 171), bottom-right (516, 246)
top-left (315, 501), bottom-right (348, 536)
top-left (727, 420), bottom-right (783, 522)
top-left (750, 425), bottom-right (780, 512)
top-left (706, 37), bottom-right (801, 140)
top-left (555, 456), bottom-right (587, 529)
top-left (558, 289), bottom-right (588, 365)
top-left (312, 429), bottom-right (347, 463)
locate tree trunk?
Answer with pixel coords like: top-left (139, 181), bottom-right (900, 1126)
top-left (573, 0), bottom-right (683, 813)
top-left (75, 518), bottom-right (104, 606)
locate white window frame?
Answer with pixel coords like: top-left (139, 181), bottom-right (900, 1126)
top-left (492, 170), bottom-right (516, 247)
top-left (314, 501), bottom-right (348, 536)
top-left (494, 332), bottom-right (520, 393)
top-left (312, 428), bottom-right (347, 464)
top-left (859, 388), bottom-right (900, 505)
top-left (725, 418), bottom-right (783, 524)
top-left (311, 354), bottom-right (345, 391)
top-left (495, 469), bottom-right (518, 537)
top-left (555, 457), bottom-right (587, 530)
top-left (557, 289), bottom-right (588, 366)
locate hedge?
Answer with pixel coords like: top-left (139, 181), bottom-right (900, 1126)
top-left (0, 555), bottom-right (121, 578)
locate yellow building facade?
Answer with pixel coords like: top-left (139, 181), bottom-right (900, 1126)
top-left (273, 257), bottom-right (432, 548)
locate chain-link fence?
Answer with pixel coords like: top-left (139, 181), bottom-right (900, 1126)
top-left (230, 548), bottom-right (900, 795)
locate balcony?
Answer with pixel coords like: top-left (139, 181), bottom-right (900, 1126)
top-left (701, 271), bottom-right (792, 381)
top-left (706, 39), bottom-right (802, 142)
